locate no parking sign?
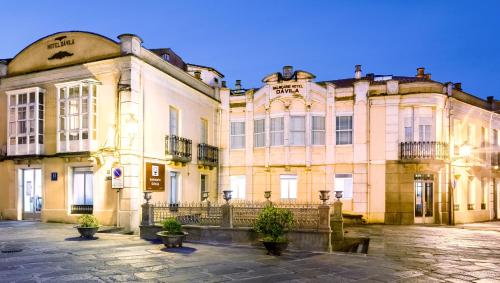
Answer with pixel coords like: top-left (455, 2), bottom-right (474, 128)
top-left (112, 166), bottom-right (124, 189)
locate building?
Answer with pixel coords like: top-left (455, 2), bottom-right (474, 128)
top-left (219, 66), bottom-right (500, 224)
top-left (1, 31), bottom-right (499, 230)
top-left (0, 31), bottom-right (222, 231)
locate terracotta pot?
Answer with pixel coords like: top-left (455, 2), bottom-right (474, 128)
top-left (75, 226), bottom-right (99, 238)
top-left (156, 231), bottom-right (188, 248)
top-left (262, 240), bottom-right (288, 256)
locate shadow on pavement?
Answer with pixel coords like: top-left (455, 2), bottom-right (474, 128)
top-left (160, 246), bottom-right (197, 254)
top-left (64, 236), bottom-right (99, 241)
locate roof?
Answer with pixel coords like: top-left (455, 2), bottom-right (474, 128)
top-left (149, 48), bottom-right (187, 71)
top-left (317, 75), bottom-right (434, 87)
top-left (187, 63), bottom-right (224, 78)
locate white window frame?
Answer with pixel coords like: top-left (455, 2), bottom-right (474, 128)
top-left (289, 115), bottom-right (305, 146)
top-left (254, 119), bottom-right (265, 148)
top-left (6, 87), bottom-right (45, 156)
top-left (335, 173), bottom-right (353, 199)
top-left (72, 167), bottom-right (94, 206)
top-left (270, 116), bottom-right (284, 146)
top-left (200, 118), bottom-right (208, 144)
top-left (230, 175), bottom-right (246, 199)
top-left (336, 115), bottom-right (353, 145)
top-left (230, 121), bottom-right (245, 149)
top-left (169, 106), bottom-right (179, 136)
top-left (56, 80), bottom-right (98, 153)
top-left (404, 117), bottom-right (413, 142)
top-left (280, 175), bottom-right (297, 199)
top-left (311, 115), bottom-right (325, 145)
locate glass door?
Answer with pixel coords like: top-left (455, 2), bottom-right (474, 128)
top-left (21, 168), bottom-right (42, 220)
top-left (415, 178), bottom-right (434, 224)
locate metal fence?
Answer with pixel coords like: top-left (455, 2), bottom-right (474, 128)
top-left (153, 201), bottom-right (222, 226)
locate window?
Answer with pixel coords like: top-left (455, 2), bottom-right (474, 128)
top-left (73, 168), bottom-right (93, 206)
top-left (335, 174), bottom-right (353, 198)
top-left (254, 119), bottom-right (265, 147)
top-left (419, 125), bottom-right (431, 142)
top-left (169, 106), bottom-right (179, 136)
top-left (270, 117), bottom-right (284, 146)
top-left (481, 178), bottom-right (487, 209)
top-left (57, 81), bottom-right (97, 152)
top-left (162, 53), bottom-right (170, 61)
top-left (200, 118), bottom-right (208, 144)
top-left (231, 121), bottom-right (245, 149)
top-left (336, 116), bottom-right (353, 145)
top-left (467, 177), bottom-right (475, 210)
top-left (230, 175), bottom-right (246, 199)
top-left (6, 87), bottom-right (45, 155)
top-left (404, 117), bottom-right (413, 141)
top-left (280, 175), bottom-right (297, 199)
top-left (312, 116), bottom-right (325, 145)
top-left (493, 129), bottom-right (498, 146)
top-left (289, 116), bottom-right (305, 145)
top-left (200, 174), bottom-right (207, 201)
top-left (170, 172), bottom-right (179, 204)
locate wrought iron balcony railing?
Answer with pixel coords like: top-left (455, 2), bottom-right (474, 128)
top-left (197, 143), bottom-right (219, 168)
top-left (165, 135), bottom-right (192, 163)
top-left (399, 141), bottom-right (449, 161)
top-left (71, 204), bottom-right (93, 214)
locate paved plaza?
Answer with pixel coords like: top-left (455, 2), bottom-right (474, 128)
top-left (0, 221), bottom-right (499, 282)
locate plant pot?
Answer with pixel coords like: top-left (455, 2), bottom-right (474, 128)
top-left (262, 240), bottom-right (288, 256)
top-left (156, 231), bottom-right (187, 248)
top-left (75, 226), bottom-right (99, 238)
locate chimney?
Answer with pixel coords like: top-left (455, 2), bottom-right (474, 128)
top-left (366, 73), bottom-right (374, 80)
top-left (355, 65), bottom-right (362, 79)
top-left (416, 67), bottom-right (425, 78)
top-left (454, 82), bottom-right (462, 91)
top-left (235, 80), bottom-right (242, 90)
top-left (221, 80), bottom-right (227, 88)
top-left (194, 70), bottom-right (202, 80)
top-left (283, 65), bottom-right (293, 79)
top-left (424, 73), bottom-right (431, 80)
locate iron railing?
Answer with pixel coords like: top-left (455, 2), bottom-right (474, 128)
top-left (197, 143), bottom-right (218, 167)
top-left (71, 204), bottom-right (93, 214)
top-left (399, 141), bottom-right (448, 160)
top-left (165, 135), bottom-right (192, 163)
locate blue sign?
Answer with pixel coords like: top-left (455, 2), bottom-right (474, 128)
top-left (51, 172), bottom-right (58, 181)
top-left (113, 168), bottom-right (122, 178)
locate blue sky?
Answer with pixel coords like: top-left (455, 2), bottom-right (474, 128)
top-left (1, 1), bottom-right (499, 99)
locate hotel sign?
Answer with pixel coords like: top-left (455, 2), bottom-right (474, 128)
top-left (47, 35), bottom-right (75, 60)
top-left (270, 83), bottom-right (305, 100)
top-left (145, 162), bottom-right (165, 191)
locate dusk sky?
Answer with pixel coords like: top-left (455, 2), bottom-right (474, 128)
top-left (1, 0), bottom-right (499, 99)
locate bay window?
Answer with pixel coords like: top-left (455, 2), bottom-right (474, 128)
top-left (56, 81), bottom-right (98, 152)
top-left (336, 115), bottom-right (353, 145)
top-left (311, 116), bottom-right (325, 145)
top-left (270, 117), bottom-right (284, 146)
top-left (289, 116), bottom-right (305, 145)
top-left (6, 87), bottom-right (45, 155)
top-left (230, 121), bottom-right (245, 149)
top-left (254, 119), bottom-right (265, 147)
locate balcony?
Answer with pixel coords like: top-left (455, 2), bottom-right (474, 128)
top-left (165, 135), bottom-right (192, 164)
top-left (198, 143), bottom-right (219, 169)
top-left (399, 141), bottom-right (448, 161)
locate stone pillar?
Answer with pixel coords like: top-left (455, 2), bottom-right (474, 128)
top-left (141, 203), bottom-right (153, 226)
top-left (221, 203), bottom-right (233, 228)
top-left (318, 205), bottom-right (331, 232)
top-left (331, 200), bottom-right (344, 241)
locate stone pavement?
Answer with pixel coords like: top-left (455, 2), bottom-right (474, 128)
top-left (0, 221), bottom-right (499, 282)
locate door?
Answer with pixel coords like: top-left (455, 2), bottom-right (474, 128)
top-left (169, 172), bottom-right (179, 204)
top-left (415, 180), bottom-right (434, 224)
top-left (21, 168), bottom-right (42, 220)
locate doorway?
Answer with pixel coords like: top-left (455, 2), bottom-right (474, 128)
top-left (414, 174), bottom-right (434, 224)
top-left (19, 168), bottom-right (42, 220)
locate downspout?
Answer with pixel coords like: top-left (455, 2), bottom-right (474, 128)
top-left (367, 96), bottom-right (371, 222)
top-left (217, 107), bottom-right (222, 201)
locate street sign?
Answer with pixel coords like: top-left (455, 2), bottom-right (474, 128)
top-left (145, 162), bottom-right (165, 191)
top-left (112, 166), bottom-right (124, 189)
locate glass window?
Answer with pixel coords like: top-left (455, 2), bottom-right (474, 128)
top-left (169, 106), bottom-right (179, 136)
top-left (404, 117), bottom-right (413, 142)
top-left (170, 172), bottom-right (179, 204)
top-left (73, 168), bottom-right (93, 205)
top-left (494, 129), bottom-right (499, 146)
top-left (270, 117), bottom-right (284, 146)
top-left (230, 175), bottom-right (246, 199)
top-left (200, 118), bottom-right (208, 144)
top-left (312, 116), bottom-right (325, 145)
top-left (289, 116), bottom-right (305, 146)
top-left (419, 125), bottom-right (431, 142)
top-left (200, 174), bottom-right (207, 201)
top-left (280, 175), bottom-right (297, 199)
top-left (335, 173), bottom-right (353, 198)
top-left (336, 116), bottom-right (352, 145)
top-left (231, 121), bottom-right (245, 149)
top-left (254, 119), bottom-right (265, 147)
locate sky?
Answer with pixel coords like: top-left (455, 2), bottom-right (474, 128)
top-left (0, 0), bottom-right (499, 99)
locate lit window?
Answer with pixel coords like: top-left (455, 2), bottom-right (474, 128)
top-left (73, 167), bottom-right (93, 206)
top-left (57, 81), bottom-right (98, 152)
top-left (254, 119), bottom-right (265, 147)
top-left (270, 117), bottom-right (284, 146)
top-left (162, 53), bottom-right (170, 61)
top-left (230, 175), bottom-right (246, 199)
top-left (6, 87), bottom-right (45, 155)
top-left (335, 174), bottom-right (353, 198)
top-left (200, 174), bottom-right (207, 201)
top-left (404, 117), bottom-right (413, 142)
top-left (231, 121), bottom-right (245, 149)
top-left (289, 116), bottom-right (305, 145)
top-left (280, 175), bottom-right (297, 199)
top-left (200, 118), bottom-right (208, 144)
top-left (312, 116), bottom-right (325, 145)
top-left (169, 106), bottom-right (179, 136)
top-left (336, 116), bottom-right (352, 145)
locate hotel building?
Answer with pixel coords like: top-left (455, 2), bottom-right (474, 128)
top-left (0, 31), bottom-right (499, 231)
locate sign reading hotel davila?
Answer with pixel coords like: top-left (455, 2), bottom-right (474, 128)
top-left (47, 36), bottom-right (75, 49)
top-left (270, 83), bottom-right (305, 100)
top-left (145, 162), bottom-right (165, 191)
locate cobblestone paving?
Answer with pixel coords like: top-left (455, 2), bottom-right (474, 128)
top-left (0, 221), bottom-right (499, 282)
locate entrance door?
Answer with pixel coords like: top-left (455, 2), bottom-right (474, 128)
top-left (415, 179), bottom-right (434, 224)
top-left (20, 168), bottom-right (42, 220)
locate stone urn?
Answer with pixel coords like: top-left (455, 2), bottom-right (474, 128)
top-left (75, 226), bottom-right (99, 239)
top-left (222, 190), bottom-right (232, 203)
top-left (156, 231), bottom-right (188, 248)
top-left (319, 190), bottom-right (330, 204)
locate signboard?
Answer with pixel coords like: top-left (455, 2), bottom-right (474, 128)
top-left (112, 166), bottom-right (124, 189)
top-left (145, 162), bottom-right (165, 191)
top-left (50, 172), bottom-right (58, 181)
top-left (270, 83), bottom-right (305, 100)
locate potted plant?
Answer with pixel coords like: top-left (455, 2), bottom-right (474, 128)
top-left (254, 206), bottom-right (294, 256)
top-left (75, 214), bottom-right (100, 238)
top-left (156, 218), bottom-right (187, 248)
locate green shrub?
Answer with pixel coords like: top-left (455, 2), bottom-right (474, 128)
top-left (77, 214), bottom-right (99, 228)
top-left (161, 218), bottom-right (182, 234)
top-left (254, 206), bottom-right (294, 243)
